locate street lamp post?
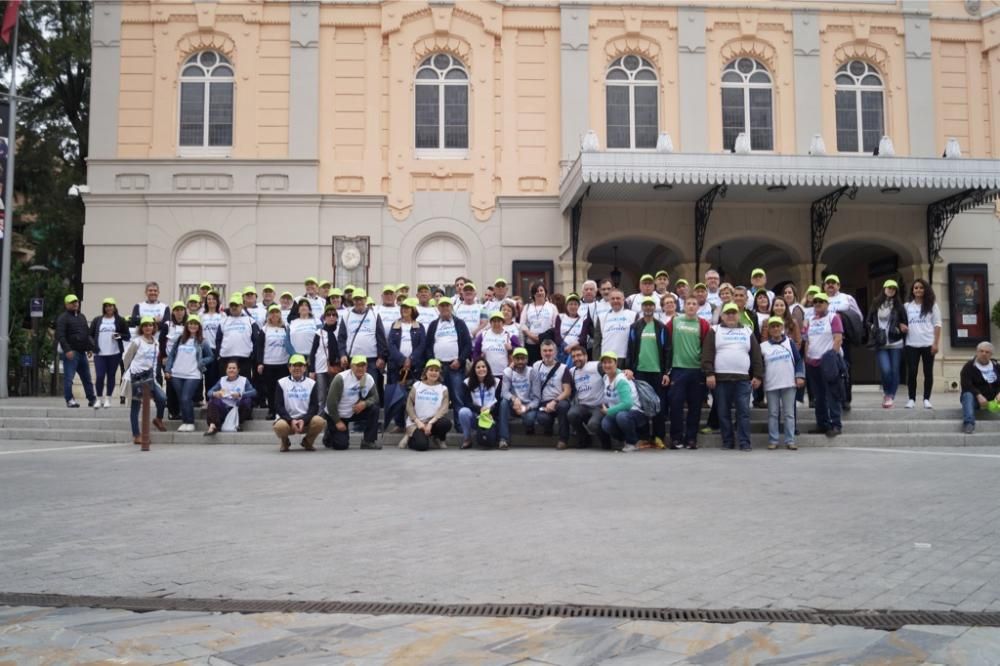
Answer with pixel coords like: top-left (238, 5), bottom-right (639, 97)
top-left (28, 264), bottom-right (48, 395)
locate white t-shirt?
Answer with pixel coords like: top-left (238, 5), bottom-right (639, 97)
top-left (201, 312), bottom-right (223, 350)
top-left (598, 308), bottom-right (637, 357)
top-left (341, 309), bottom-right (378, 359)
top-left (433, 318), bottom-right (460, 362)
top-left (416, 305), bottom-right (438, 327)
top-left (262, 325), bottom-right (291, 366)
top-left (628, 292), bottom-right (662, 314)
top-left (407, 381), bottom-right (449, 425)
top-left (465, 377), bottom-right (498, 410)
top-left (216, 375), bottom-right (252, 408)
top-left (97, 317), bottom-right (118, 356)
top-left (127, 338), bottom-right (159, 375)
top-left (570, 361), bottom-right (603, 408)
top-left (559, 315), bottom-right (584, 351)
top-left (377, 305), bottom-right (401, 332)
top-left (761, 337), bottom-right (797, 391)
top-left (904, 302), bottom-right (942, 348)
top-left (218, 315), bottom-right (254, 358)
top-left (335, 370), bottom-right (375, 418)
top-left (478, 329), bottom-right (511, 377)
top-left (398, 323), bottom-right (414, 359)
top-left (877, 303), bottom-right (904, 349)
top-left (454, 302), bottom-right (484, 334)
top-left (976, 361), bottom-right (997, 384)
top-left (289, 318), bottom-right (318, 355)
top-left (278, 376), bottom-right (315, 419)
top-left (170, 338), bottom-right (203, 380)
top-left (603, 373), bottom-right (639, 412)
top-left (712, 325), bottom-right (753, 376)
top-left (521, 302), bottom-right (558, 338)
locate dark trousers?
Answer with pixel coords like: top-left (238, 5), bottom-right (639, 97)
top-left (324, 407), bottom-right (379, 449)
top-left (440, 362), bottom-right (466, 422)
top-left (61, 352), bottom-right (96, 403)
top-left (206, 397), bottom-right (253, 428)
top-left (806, 363), bottom-right (842, 431)
top-left (259, 364), bottom-right (289, 414)
top-left (170, 377), bottom-right (202, 425)
top-left (716, 380), bottom-right (752, 450)
top-left (905, 346), bottom-right (935, 401)
top-left (129, 381), bottom-right (166, 436)
top-left (634, 371), bottom-right (667, 440)
top-left (166, 376), bottom-right (180, 417)
top-left (409, 417), bottom-right (453, 451)
top-left (203, 357), bottom-right (221, 403)
top-left (535, 399), bottom-right (572, 441)
top-left (842, 343), bottom-right (854, 406)
top-left (94, 354), bottom-right (121, 397)
top-left (669, 368), bottom-right (705, 444)
top-left (566, 403), bottom-right (604, 447)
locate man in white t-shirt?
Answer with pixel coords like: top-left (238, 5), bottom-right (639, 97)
top-left (454, 282), bottom-right (485, 336)
top-left (565, 344), bottom-right (604, 448)
top-left (593, 289), bottom-right (637, 368)
top-left (324, 356), bottom-right (380, 449)
top-left (959, 342), bottom-right (1000, 434)
top-left (273, 355), bottom-right (325, 452)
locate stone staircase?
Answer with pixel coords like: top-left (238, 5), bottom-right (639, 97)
top-left (1, 388), bottom-right (996, 449)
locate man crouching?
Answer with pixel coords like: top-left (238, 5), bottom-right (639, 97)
top-left (273, 354), bottom-right (325, 452)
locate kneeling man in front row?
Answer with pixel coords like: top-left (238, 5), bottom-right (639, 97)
top-left (325, 355), bottom-right (381, 449)
top-left (273, 354), bottom-right (325, 452)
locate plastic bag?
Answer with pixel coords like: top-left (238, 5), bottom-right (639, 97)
top-left (221, 405), bottom-right (240, 432)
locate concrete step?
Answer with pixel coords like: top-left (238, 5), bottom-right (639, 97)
top-left (1, 427), bottom-right (996, 448)
top-left (3, 415), bottom-right (998, 434)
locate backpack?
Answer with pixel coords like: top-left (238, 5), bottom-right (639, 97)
top-left (633, 379), bottom-right (661, 418)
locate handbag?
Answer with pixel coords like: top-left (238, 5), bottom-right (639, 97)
top-left (221, 405), bottom-right (240, 432)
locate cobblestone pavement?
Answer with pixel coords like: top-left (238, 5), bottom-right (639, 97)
top-left (3, 439), bottom-right (1000, 614)
top-left (4, 605), bottom-right (1000, 665)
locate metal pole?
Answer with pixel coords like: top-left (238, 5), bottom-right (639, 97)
top-left (0, 18), bottom-right (19, 399)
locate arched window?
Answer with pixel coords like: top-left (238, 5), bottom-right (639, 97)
top-left (415, 54), bottom-right (469, 154)
top-left (835, 60), bottom-right (884, 153)
top-left (605, 55), bottom-right (658, 149)
top-left (179, 51), bottom-right (234, 149)
top-left (415, 235), bottom-right (468, 288)
top-left (721, 58), bottom-right (773, 151)
top-left (176, 234), bottom-right (228, 300)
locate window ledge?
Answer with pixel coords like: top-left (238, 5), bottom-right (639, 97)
top-left (415, 148), bottom-right (470, 160)
top-left (178, 146), bottom-right (233, 158)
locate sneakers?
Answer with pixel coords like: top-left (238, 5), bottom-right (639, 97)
top-left (685, 442), bottom-right (699, 450)
top-left (360, 441), bottom-right (382, 450)
top-left (670, 441), bottom-right (684, 450)
top-left (177, 424), bottom-right (195, 433)
top-left (437, 438), bottom-right (448, 450)
top-left (905, 399), bottom-right (915, 409)
top-left (826, 427), bottom-right (842, 438)
top-left (786, 443), bottom-right (798, 451)
top-left (924, 399), bottom-right (933, 410)
top-left (963, 423), bottom-right (975, 434)
top-left (498, 439), bottom-right (509, 450)
top-left (87, 398), bottom-right (97, 408)
top-left (882, 396), bottom-right (893, 408)
top-left (556, 441), bottom-right (567, 450)
top-left (67, 399), bottom-right (80, 408)
top-left (767, 443), bottom-right (778, 450)
top-left (621, 444), bottom-right (638, 453)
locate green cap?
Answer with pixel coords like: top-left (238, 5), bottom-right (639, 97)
top-left (186, 314), bottom-right (201, 325)
top-left (462, 282), bottom-right (476, 291)
top-left (641, 296), bottom-right (657, 305)
top-left (229, 295), bottom-right (242, 306)
top-left (722, 303), bottom-right (739, 313)
top-left (267, 304), bottom-right (281, 312)
top-left (397, 283), bottom-right (410, 291)
top-left (350, 355), bottom-right (367, 366)
top-left (231, 291), bottom-right (242, 302)
top-left (243, 285), bottom-right (256, 295)
top-left (824, 274), bottom-right (840, 284)
top-left (344, 284), bottom-right (356, 292)
top-left (805, 285), bottom-right (822, 295)
top-left (199, 281), bottom-right (213, 290)
top-left (751, 268), bottom-right (766, 278)
top-left (424, 358), bottom-right (442, 369)
top-left (304, 277), bottom-right (318, 285)
top-left (319, 280), bottom-right (332, 288)
top-left (812, 292), bottom-right (829, 303)
top-left (767, 316), bottom-right (785, 327)
top-left (187, 294), bottom-right (201, 303)
top-left (566, 293), bottom-right (581, 303)
top-left (429, 299), bottom-right (437, 307)
top-left (403, 297), bottom-right (419, 309)
top-left (172, 301), bottom-right (186, 310)
top-left (693, 282), bottom-right (707, 290)
top-left (64, 294), bottom-right (79, 304)
top-left (655, 270), bottom-right (669, 279)
top-left (382, 284), bottom-right (396, 293)
top-left (289, 354), bottom-right (307, 365)
top-left (417, 283), bottom-right (431, 291)
top-left (512, 347), bottom-right (529, 357)
top-left (262, 284), bottom-right (275, 292)
top-left (477, 411), bottom-right (495, 429)
top-left (102, 297), bottom-right (117, 306)
top-left (883, 279), bottom-right (899, 289)
top-left (330, 288), bottom-right (343, 297)
top-left (600, 351), bottom-right (618, 361)
top-left (493, 277), bottom-right (508, 286)
top-left (639, 274), bottom-right (654, 283)
top-left (437, 296), bottom-right (453, 306)
top-left (352, 288), bottom-right (367, 300)
top-left (139, 316), bottom-right (155, 325)
top-left (675, 279), bottom-right (689, 287)
top-left (489, 311), bottom-right (504, 320)
top-left (324, 304), bottom-right (338, 314)
top-left (280, 291), bottom-right (294, 299)
top-left (366, 297), bottom-right (374, 306)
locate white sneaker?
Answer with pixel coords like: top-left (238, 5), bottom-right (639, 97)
top-left (924, 399), bottom-right (933, 409)
top-left (437, 438), bottom-right (448, 449)
top-left (398, 434), bottom-right (409, 449)
top-left (905, 399), bottom-right (915, 409)
top-left (621, 444), bottom-right (638, 453)
top-left (103, 397), bottom-right (111, 409)
top-left (177, 424), bottom-right (194, 432)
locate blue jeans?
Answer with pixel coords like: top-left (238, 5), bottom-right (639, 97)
top-left (441, 362), bottom-right (467, 422)
top-left (171, 377), bottom-right (202, 424)
top-left (961, 392), bottom-right (981, 426)
top-left (458, 405), bottom-right (506, 445)
top-left (806, 363), bottom-right (842, 431)
top-left (716, 380), bottom-right (752, 449)
top-left (535, 399), bottom-right (571, 441)
top-left (500, 399), bottom-right (537, 443)
top-left (566, 403), bottom-right (604, 447)
top-left (766, 387), bottom-right (797, 445)
top-left (130, 382), bottom-right (166, 436)
top-left (94, 354), bottom-right (121, 397)
top-left (876, 347), bottom-right (903, 398)
top-left (598, 410), bottom-right (648, 448)
top-left (669, 368), bottom-right (705, 444)
top-left (62, 352), bottom-right (96, 403)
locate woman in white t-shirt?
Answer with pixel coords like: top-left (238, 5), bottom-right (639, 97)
top-left (519, 282), bottom-right (559, 365)
top-left (89, 297), bottom-right (131, 408)
top-left (165, 316), bottom-right (214, 431)
top-left (904, 279), bottom-right (942, 409)
top-left (403, 359), bottom-right (451, 451)
top-left (122, 316), bottom-right (168, 443)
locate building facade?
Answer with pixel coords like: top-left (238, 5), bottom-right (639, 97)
top-left (85, 0), bottom-right (1000, 384)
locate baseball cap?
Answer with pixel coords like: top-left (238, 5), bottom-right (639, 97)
top-left (350, 355), bottom-right (367, 365)
top-left (64, 294), bottom-right (79, 304)
top-left (639, 274), bottom-right (654, 283)
top-left (824, 274), bottom-right (840, 284)
top-left (186, 314), bottom-right (201, 325)
top-left (489, 311), bottom-right (504, 320)
top-left (812, 293), bottom-right (830, 302)
top-left (425, 358), bottom-right (442, 369)
top-left (187, 294), bottom-right (201, 303)
top-left (102, 297), bottom-right (117, 306)
top-left (600, 351), bottom-right (618, 361)
top-left (171, 301), bottom-right (186, 310)
top-left (289, 354), bottom-right (307, 365)
top-left (767, 316), bottom-right (785, 327)
top-left (655, 270), bottom-right (669, 279)
top-left (267, 304), bottom-right (281, 312)
top-left (352, 289), bottom-right (368, 300)
top-left (437, 296), bottom-right (453, 306)
top-left (280, 291), bottom-right (294, 299)
top-left (462, 282), bottom-right (476, 291)
top-left (675, 279), bottom-right (689, 287)
top-left (493, 277), bottom-right (508, 286)
top-left (641, 296), bottom-right (656, 305)
top-left (229, 295), bottom-right (242, 306)
top-left (382, 284), bottom-right (395, 293)
top-left (319, 280), bottom-right (332, 288)
top-left (139, 316), bottom-right (155, 325)
top-left (751, 268), bottom-right (766, 278)
top-left (722, 303), bottom-right (739, 313)
top-left (199, 281), bottom-right (212, 290)
top-left (512, 347), bottom-right (528, 357)
top-left (402, 298), bottom-right (419, 308)
top-left (262, 284), bottom-right (275, 292)
top-left (883, 279), bottom-right (899, 289)
top-left (566, 293), bottom-right (580, 303)
top-left (805, 285), bottom-right (821, 295)
top-left (243, 285), bottom-right (256, 295)
top-left (304, 277), bottom-right (318, 285)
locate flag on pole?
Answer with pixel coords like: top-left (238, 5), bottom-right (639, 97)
top-left (1, 0), bottom-right (20, 45)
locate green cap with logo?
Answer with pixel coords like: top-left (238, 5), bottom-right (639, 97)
top-left (883, 279), bottom-right (899, 289)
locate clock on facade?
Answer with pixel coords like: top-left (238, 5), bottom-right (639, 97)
top-left (333, 236), bottom-right (370, 292)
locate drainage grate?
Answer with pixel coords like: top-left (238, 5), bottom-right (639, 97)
top-left (2, 592), bottom-right (998, 632)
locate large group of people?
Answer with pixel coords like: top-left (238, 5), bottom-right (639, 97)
top-left (52, 266), bottom-right (998, 451)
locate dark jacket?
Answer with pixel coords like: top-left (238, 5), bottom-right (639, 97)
top-left (273, 377), bottom-right (320, 423)
top-left (424, 316), bottom-right (472, 363)
top-left (701, 324), bottom-right (764, 382)
top-left (554, 314), bottom-right (591, 353)
top-left (55, 309), bottom-right (94, 353)
top-left (625, 316), bottom-right (672, 374)
top-left (387, 320), bottom-right (427, 374)
top-left (960, 358), bottom-right (1000, 401)
top-left (129, 302), bottom-right (170, 328)
top-left (88, 313), bottom-right (131, 355)
top-left (865, 299), bottom-right (908, 349)
top-left (308, 324), bottom-right (341, 374)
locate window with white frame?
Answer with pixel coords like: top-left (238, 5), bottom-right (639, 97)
top-left (605, 55), bottom-right (658, 149)
top-left (414, 53), bottom-right (469, 155)
top-left (179, 51), bottom-right (234, 151)
top-left (721, 58), bottom-right (773, 151)
top-left (835, 60), bottom-right (884, 154)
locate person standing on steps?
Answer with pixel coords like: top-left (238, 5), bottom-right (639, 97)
top-left (866, 279), bottom-right (909, 409)
top-left (90, 297), bottom-right (131, 408)
top-left (122, 316), bottom-right (168, 443)
top-left (625, 296), bottom-right (671, 449)
top-left (761, 316), bottom-right (805, 450)
top-left (823, 275), bottom-right (863, 412)
top-left (703, 303), bottom-right (764, 452)
top-left (256, 305), bottom-right (296, 420)
top-left (56, 294), bottom-right (98, 408)
top-left (904, 279), bottom-right (942, 410)
top-left (165, 315), bottom-right (214, 432)
top-left (802, 293), bottom-right (846, 438)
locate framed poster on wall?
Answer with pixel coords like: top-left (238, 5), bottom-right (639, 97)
top-left (332, 236), bottom-right (370, 294)
top-left (512, 261), bottom-right (554, 300)
top-left (947, 263), bottom-right (990, 348)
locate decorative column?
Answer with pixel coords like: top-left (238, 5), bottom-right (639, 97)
top-left (288, 1), bottom-right (320, 159)
top-left (792, 12), bottom-right (821, 154)
top-left (677, 7), bottom-right (707, 152)
top-left (560, 6), bottom-right (589, 172)
top-left (902, 2), bottom-right (935, 156)
top-left (89, 0), bottom-right (122, 159)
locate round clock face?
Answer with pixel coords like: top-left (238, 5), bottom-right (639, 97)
top-left (341, 245), bottom-right (362, 270)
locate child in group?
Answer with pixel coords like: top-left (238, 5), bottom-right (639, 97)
top-left (760, 316), bottom-right (805, 450)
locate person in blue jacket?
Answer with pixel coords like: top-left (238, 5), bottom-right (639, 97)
top-left (386, 298), bottom-right (427, 431)
top-left (424, 297), bottom-right (472, 424)
top-left (165, 315), bottom-right (215, 432)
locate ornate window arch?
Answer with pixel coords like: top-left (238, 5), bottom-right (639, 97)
top-left (834, 60), bottom-right (884, 153)
top-left (720, 57), bottom-right (773, 151)
top-left (605, 55), bottom-right (658, 150)
top-left (414, 53), bottom-right (469, 155)
top-left (414, 234), bottom-right (469, 288)
top-left (178, 50), bottom-right (234, 151)
top-left (175, 233), bottom-right (229, 300)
